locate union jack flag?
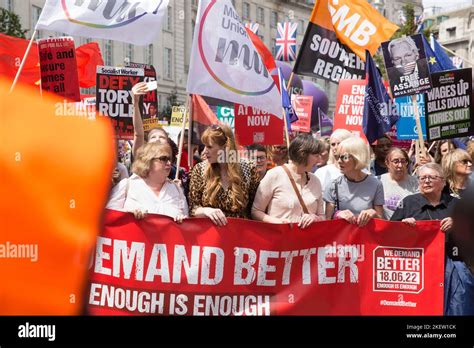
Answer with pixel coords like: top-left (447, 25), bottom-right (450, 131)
top-left (276, 22), bottom-right (298, 62)
top-left (245, 22), bottom-right (259, 35)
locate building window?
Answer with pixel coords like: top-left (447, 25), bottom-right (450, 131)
top-left (123, 43), bottom-right (133, 63)
top-left (104, 40), bottom-right (113, 66)
top-left (299, 20), bottom-right (305, 35)
top-left (447, 27), bottom-right (456, 38)
top-left (166, 6), bottom-right (173, 31)
top-left (271, 40), bottom-right (276, 57)
top-left (271, 11), bottom-right (278, 28)
top-left (7, 0), bottom-right (13, 11)
top-left (31, 5), bottom-right (42, 38)
top-left (145, 44), bottom-right (153, 66)
top-left (243, 2), bottom-right (250, 20)
top-left (257, 7), bottom-right (265, 25)
top-left (164, 48), bottom-right (172, 79)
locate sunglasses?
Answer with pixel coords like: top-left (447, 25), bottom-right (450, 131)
top-left (334, 153), bottom-right (352, 162)
top-left (459, 159), bottom-right (472, 165)
top-left (152, 156), bottom-right (172, 164)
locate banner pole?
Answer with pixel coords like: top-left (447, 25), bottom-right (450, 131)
top-left (188, 95), bottom-right (194, 170)
top-left (286, 72), bottom-right (295, 93)
top-left (282, 107), bottom-right (290, 149)
top-left (438, 43), bottom-right (474, 67)
top-left (411, 94), bottom-right (426, 156)
top-left (10, 30), bottom-right (37, 93)
top-left (175, 95), bottom-right (190, 180)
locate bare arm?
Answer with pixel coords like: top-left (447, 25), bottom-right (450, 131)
top-left (131, 82), bottom-right (148, 158)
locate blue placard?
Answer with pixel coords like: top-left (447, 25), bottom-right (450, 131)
top-left (395, 94), bottom-right (427, 140)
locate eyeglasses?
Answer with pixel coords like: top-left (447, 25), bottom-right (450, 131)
top-left (418, 175), bottom-right (443, 182)
top-left (390, 159), bottom-right (408, 165)
top-left (334, 153), bottom-right (352, 162)
top-left (459, 159), bottom-right (472, 165)
top-left (152, 156), bottom-right (172, 164)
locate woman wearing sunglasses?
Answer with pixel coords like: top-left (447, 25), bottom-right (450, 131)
top-left (379, 147), bottom-right (419, 219)
top-left (106, 142), bottom-right (188, 223)
top-left (324, 137), bottom-right (385, 227)
top-left (188, 124), bottom-right (259, 226)
top-left (442, 149), bottom-right (473, 199)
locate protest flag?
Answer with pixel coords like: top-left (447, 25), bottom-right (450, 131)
top-left (246, 27), bottom-right (276, 73)
top-left (422, 34), bottom-right (456, 73)
top-left (278, 68), bottom-right (298, 132)
top-left (189, 94), bottom-right (220, 147)
top-left (187, 0), bottom-right (282, 117)
top-left (275, 22), bottom-right (298, 62)
top-left (35, 0), bottom-right (169, 45)
top-left (0, 33), bottom-right (104, 89)
top-left (76, 42), bottom-right (104, 88)
top-left (362, 50), bottom-right (399, 144)
top-left (0, 77), bottom-right (115, 314)
top-left (294, 0), bottom-right (398, 83)
top-left (245, 22), bottom-right (259, 35)
top-left (319, 108), bottom-right (334, 137)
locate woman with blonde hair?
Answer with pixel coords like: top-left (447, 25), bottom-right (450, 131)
top-left (188, 124), bottom-right (259, 226)
top-left (324, 137), bottom-right (384, 226)
top-left (442, 148), bottom-right (472, 198)
top-left (107, 142), bottom-right (188, 222)
top-left (315, 129), bottom-right (353, 194)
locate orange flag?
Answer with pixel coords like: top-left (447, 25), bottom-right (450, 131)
top-left (0, 78), bottom-right (115, 314)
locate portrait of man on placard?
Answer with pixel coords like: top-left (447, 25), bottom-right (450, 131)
top-left (382, 34), bottom-right (432, 98)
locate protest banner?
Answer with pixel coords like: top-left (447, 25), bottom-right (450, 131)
top-left (395, 94), bottom-right (427, 140)
top-left (170, 106), bottom-right (188, 128)
top-left (96, 66), bottom-right (144, 139)
top-left (424, 68), bottom-right (473, 141)
top-left (290, 95), bottom-right (312, 133)
top-left (38, 37), bottom-right (80, 101)
top-left (88, 210), bottom-right (444, 316)
top-left (128, 62), bottom-right (159, 131)
top-left (293, 0), bottom-right (398, 83)
top-left (319, 109), bottom-right (333, 137)
top-left (234, 104), bottom-right (284, 145)
top-left (333, 79), bottom-right (366, 140)
top-left (382, 34), bottom-right (432, 98)
top-left (216, 106), bottom-right (235, 131)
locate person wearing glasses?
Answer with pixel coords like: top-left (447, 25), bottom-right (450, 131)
top-left (188, 124), bottom-right (259, 226)
top-left (246, 143), bottom-right (268, 181)
top-left (324, 137), bottom-right (384, 227)
top-left (390, 163), bottom-right (454, 232)
top-left (106, 142), bottom-right (188, 223)
top-left (379, 148), bottom-right (418, 219)
top-left (252, 134), bottom-right (325, 227)
top-left (442, 149), bottom-right (472, 199)
top-left (315, 129), bottom-right (353, 196)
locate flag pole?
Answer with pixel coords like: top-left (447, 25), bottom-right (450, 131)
top-left (175, 95), bottom-right (190, 180)
top-left (282, 107), bottom-right (290, 149)
top-left (411, 94), bottom-right (426, 156)
top-left (437, 41), bottom-right (474, 67)
top-left (10, 30), bottom-right (37, 93)
top-left (188, 95), bottom-right (194, 170)
top-left (286, 72), bottom-right (295, 93)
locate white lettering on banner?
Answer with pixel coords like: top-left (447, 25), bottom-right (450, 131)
top-left (193, 295), bottom-right (271, 316)
top-left (328, 3), bottom-right (377, 46)
top-left (93, 238), bottom-right (363, 286)
top-left (312, 58), bottom-right (364, 81)
top-left (247, 115), bottom-right (271, 127)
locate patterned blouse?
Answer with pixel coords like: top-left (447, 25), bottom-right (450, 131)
top-left (188, 159), bottom-right (260, 219)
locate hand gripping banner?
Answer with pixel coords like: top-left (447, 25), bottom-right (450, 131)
top-left (88, 210), bottom-right (444, 316)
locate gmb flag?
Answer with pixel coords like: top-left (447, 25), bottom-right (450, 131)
top-left (35, 0), bottom-right (169, 45)
top-left (294, 0), bottom-right (398, 83)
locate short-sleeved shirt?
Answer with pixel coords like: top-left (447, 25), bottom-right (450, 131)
top-left (390, 192), bottom-right (455, 221)
top-left (323, 175), bottom-right (385, 216)
top-left (379, 173), bottom-right (419, 219)
top-left (252, 166), bottom-right (325, 223)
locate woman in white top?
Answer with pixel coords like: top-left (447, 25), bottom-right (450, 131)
top-left (107, 142), bottom-right (188, 222)
top-left (315, 129), bottom-right (353, 194)
top-left (252, 134), bottom-right (325, 228)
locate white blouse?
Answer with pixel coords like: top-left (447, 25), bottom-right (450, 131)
top-left (106, 174), bottom-right (189, 218)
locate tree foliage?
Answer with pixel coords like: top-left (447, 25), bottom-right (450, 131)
top-left (0, 8), bottom-right (28, 38)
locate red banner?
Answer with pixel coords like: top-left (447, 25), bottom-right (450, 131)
top-left (88, 210), bottom-right (445, 316)
top-left (291, 95), bottom-right (312, 133)
top-left (334, 79), bottom-right (367, 140)
top-left (234, 104), bottom-right (284, 145)
top-left (38, 37), bottom-right (80, 101)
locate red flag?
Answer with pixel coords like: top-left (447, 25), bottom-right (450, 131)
top-left (192, 94), bottom-right (219, 126)
top-left (0, 33), bottom-right (40, 86)
top-left (76, 42), bottom-right (104, 88)
top-left (246, 28), bottom-right (276, 73)
top-left (0, 33), bottom-right (103, 88)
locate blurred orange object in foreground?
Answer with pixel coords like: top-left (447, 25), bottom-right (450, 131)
top-left (0, 79), bottom-right (115, 314)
